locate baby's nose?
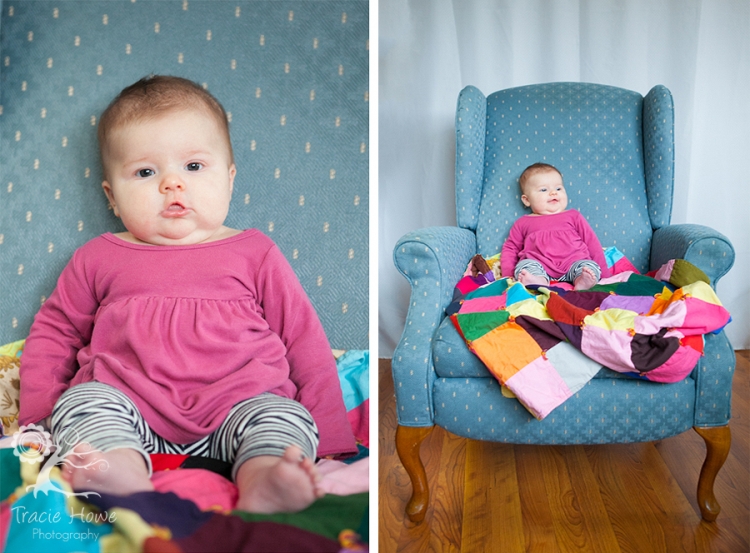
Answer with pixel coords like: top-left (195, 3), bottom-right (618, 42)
top-left (159, 173), bottom-right (185, 193)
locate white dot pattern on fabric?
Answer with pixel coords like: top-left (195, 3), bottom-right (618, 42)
top-left (643, 86), bottom-right (675, 229)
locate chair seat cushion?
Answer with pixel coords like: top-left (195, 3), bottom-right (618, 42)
top-left (433, 317), bottom-right (490, 378)
top-left (432, 374), bottom-right (696, 444)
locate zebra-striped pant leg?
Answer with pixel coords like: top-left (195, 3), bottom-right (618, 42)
top-left (50, 381), bottom-right (164, 474)
top-left (206, 393), bottom-right (320, 481)
top-left (513, 259), bottom-right (550, 283)
top-left (558, 259), bottom-right (602, 284)
top-left (51, 386), bottom-right (319, 481)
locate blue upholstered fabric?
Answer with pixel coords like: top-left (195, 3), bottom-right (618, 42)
top-left (455, 85), bottom-right (486, 231)
top-left (433, 317), bottom-right (489, 378)
top-left (651, 224), bottom-right (734, 287)
top-left (693, 332), bottom-right (736, 427)
top-left (433, 376), bottom-right (695, 444)
top-left (643, 85), bottom-right (674, 230)
top-left (0, 1), bottom-right (368, 349)
top-left (392, 82), bottom-right (736, 439)
top-left (392, 226), bottom-right (476, 425)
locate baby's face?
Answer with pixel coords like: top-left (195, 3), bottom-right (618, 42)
top-left (521, 170), bottom-right (568, 215)
top-left (101, 108), bottom-right (236, 246)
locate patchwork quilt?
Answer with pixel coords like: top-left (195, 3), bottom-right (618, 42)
top-left (447, 257), bottom-right (731, 420)
top-left (0, 350), bottom-right (370, 553)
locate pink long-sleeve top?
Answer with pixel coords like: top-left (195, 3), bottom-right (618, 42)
top-left (500, 210), bottom-right (611, 280)
top-left (19, 230), bottom-right (357, 458)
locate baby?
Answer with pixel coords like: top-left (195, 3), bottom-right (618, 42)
top-left (500, 163), bottom-right (611, 290)
top-left (18, 75), bottom-right (356, 514)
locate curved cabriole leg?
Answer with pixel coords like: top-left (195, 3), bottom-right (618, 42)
top-left (395, 425), bottom-right (433, 523)
top-left (694, 425), bottom-right (731, 522)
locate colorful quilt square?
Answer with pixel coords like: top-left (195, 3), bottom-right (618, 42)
top-left (471, 321), bottom-right (541, 382)
top-left (505, 356), bottom-right (572, 420)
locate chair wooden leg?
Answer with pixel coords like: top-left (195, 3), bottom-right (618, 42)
top-left (395, 424), bottom-right (433, 523)
top-left (693, 425), bottom-right (731, 522)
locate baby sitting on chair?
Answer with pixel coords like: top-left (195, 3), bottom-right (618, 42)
top-left (501, 163), bottom-right (611, 290)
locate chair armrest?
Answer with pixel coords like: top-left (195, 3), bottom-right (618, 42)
top-left (652, 225), bottom-right (735, 426)
top-left (392, 226), bottom-right (477, 426)
top-left (651, 224), bottom-right (734, 288)
top-left (692, 331), bottom-right (736, 427)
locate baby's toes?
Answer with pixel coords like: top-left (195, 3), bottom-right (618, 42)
top-left (283, 445), bottom-right (303, 462)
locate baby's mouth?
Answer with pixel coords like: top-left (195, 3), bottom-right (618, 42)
top-left (162, 202), bottom-right (190, 217)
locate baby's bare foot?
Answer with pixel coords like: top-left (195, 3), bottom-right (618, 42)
top-left (574, 267), bottom-right (598, 290)
top-left (60, 446), bottom-right (153, 496)
top-left (517, 269), bottom-right (549, 287)
top-left (235, 445), bottom-right (323, 514)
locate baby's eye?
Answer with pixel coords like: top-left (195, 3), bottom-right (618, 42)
top-left (539, 188), bottom-right (547, 192)
top-left (137, 169), bottom-right (154, 178)
top-left (186, 162), bottom-right (203, 171)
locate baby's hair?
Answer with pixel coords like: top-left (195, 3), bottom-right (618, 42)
top-left (98, 75), bottom-right (233, 173)
top-left (519, 163), bottom-right (563, 194)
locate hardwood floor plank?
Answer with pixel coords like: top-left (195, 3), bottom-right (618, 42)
top-left (693, 515), bottom-right (749, 553)
top-left (640, 442), bottom-right (701, 553)
top-left (489, 443), bottom-right (526, 552)
top-left (584, 444), bottom-right (668, 552)
top-left (461, 441), bottom-right (525, 553)
top-left (515, 446), bottom-right (559, 552)
top-left (711, 452), bottom-right (750, 523)
top-left (460, 440), bottom-right (495, 550)
top-left (654, 432), bottom-right (704, 518)
top-left (563, 446), bottom-right (621, 552)
top-left (539, 446), bottom-right (600, 552)
top-left (427, 430), bottom-right (466, 553)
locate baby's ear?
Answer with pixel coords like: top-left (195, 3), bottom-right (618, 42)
top-left (520, 194), bottom-right (531, 207)
top-left (101, 181), bottom-right (120, 217)
top-left (228, 164), bottom-right (237, 195)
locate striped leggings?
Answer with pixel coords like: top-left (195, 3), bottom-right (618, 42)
top-left (50, 382), bottom-right (319, 481)
top-left (514, 259), bottom-right (601, 285)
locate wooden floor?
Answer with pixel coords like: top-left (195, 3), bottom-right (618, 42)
top-left (378, 352), bottom-right (750, 553)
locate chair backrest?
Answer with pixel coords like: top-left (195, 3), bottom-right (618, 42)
top-left (454, 82), bottom-right (675, 274)
top-left (0, 1), bottom-right (368, 349)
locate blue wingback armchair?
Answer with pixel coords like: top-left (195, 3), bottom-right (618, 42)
top-left (392, 82), bottom-right (735, 523)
